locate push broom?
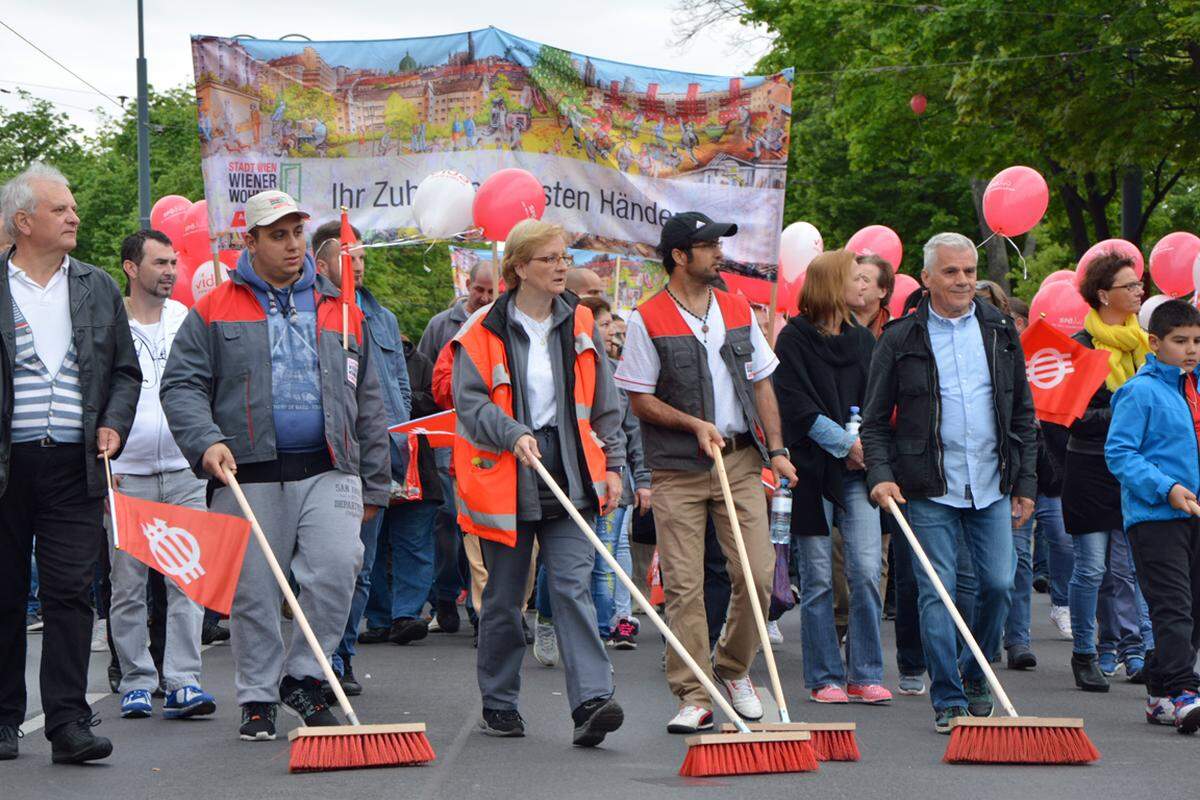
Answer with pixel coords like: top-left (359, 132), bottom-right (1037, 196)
top-left (222, 469), bottom-right (436, 772)
top-left (530, 458), bottom-right (817, 778)
top-left (709, 449), bottom-right (859, 762)
top-left (885, 497), bottom-right (1099, 765)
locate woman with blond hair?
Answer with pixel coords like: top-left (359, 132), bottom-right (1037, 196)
top-left (452, 219), bottom-right (627, 745)
top-left (772, 249), bottom-right (891, 704)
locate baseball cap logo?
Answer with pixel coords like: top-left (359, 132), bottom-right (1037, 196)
top-left (695, 220), bottom-right (704, 229)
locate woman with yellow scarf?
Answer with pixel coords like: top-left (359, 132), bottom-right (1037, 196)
top-left (1062, 252), bottom-right (1156, 694)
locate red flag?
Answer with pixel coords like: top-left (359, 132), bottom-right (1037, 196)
top-left (1020, 318), bottom-right (1112, 426)
top-left (110, 491), bottom-right (251, 616)
top-left (339, 208), bottom-right (358, 311)
top-left (390, 409), bottom-right (457, 445)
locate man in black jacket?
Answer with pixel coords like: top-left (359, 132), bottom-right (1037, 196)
top-left (0, 163), bottom-right (141, 763)
top-left (862, 232), bottom-right (1036, 734)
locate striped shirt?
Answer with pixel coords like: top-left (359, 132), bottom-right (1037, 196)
top-left (10, 296), bottom-right (84, 443)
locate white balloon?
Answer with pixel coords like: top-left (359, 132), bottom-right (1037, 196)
top-left (412, 170), bottom-right (476, 240)
top-left (779, 221), bottom-right (823, 282)
top-left (191, 260), bottom-right (233, 302)
top-left (1138, 294), bottom-right (1170, 331)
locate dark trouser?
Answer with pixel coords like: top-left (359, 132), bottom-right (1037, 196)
top-left (0, 443), bottom-right (104, 738)
top-left (1127, 518), bottom-right (1200, 697)
top-left (432, 449), bottom-right (466, 604)
top-left (704, 516), bottom-right (732, 650)
top-left (891, 520), bottom-right (927, 677)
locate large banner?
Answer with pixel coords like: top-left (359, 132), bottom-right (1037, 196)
top-left (190, 28), bottom-right (793, 275)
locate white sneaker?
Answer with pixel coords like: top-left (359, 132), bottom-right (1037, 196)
top-left (667, 704), bottom-right (714, 734)
top-left (1049, 605), bottom-right (1073, 640)
top-left (766, 620), bottom-right (784, 644)
top-left (722, 675), bottom-right (764, 720)
top-left (1146, 696), bottom-right (1175, 726)
top-left (532, 617), bottom-right (558, 667)
top-left (90, 617), bottom-right (108, 653)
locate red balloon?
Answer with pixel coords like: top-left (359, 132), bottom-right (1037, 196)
top-left (151, 195), bottom-right (192, 247)
top-left (180, 200), bottom-right (211, 264)
top-left (472, 168), bottom-right (547, 242)
top-left (1074, 239), bottom-right (1144, 289)
top-left (888, 273), bottom-right (921, 318)
top-left (983, 166), bottom-right (1049, 237)
top-left (1149, 231), bottom-right (1200, 298)
top-left (781, 269), bottom-right (807, 314)
top-left (846, 225), bottom-right (903, 271)
top-left (170, 252), bottom-right (197, 307)
top-left (910, 94), bottom-right (927, 115)
top-left (1042, 269), bottom-right (1076, 287)
top-left (1031, 280), bottom-right (1089, 335)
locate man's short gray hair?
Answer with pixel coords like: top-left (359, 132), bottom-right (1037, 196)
top-left (1, 162), bottom-right (70, 240)
top-left (923, 232), bottom-right (977, 271)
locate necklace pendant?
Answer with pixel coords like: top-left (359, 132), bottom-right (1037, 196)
top-left (701, 324), bottom-right (709, 333)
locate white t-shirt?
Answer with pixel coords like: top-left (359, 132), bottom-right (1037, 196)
top-left (614, 294), bottom-right (778, 437)
top-left (512, 305), bottom-right (558, 429)
top-left (7, 256), bottom-right (72, 377)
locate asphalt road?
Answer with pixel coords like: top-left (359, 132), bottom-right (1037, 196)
top-left (11, 591), bottom-right (1197, 799)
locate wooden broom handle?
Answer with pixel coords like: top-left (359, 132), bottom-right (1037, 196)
top-left (222, 469), bottom-right (361, 726)
top-left (886, 497), bottom-right (1019, 717)
top-left (530, 457), bottom-right (752, 733)
top-left (711, 448), bottom-right (791, 723)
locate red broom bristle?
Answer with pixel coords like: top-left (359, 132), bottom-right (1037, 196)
top-left (289, 732), bottom-right (437, 773)
top-left (809, 729), bottom-right (861, 762)
top-left (679, 739), bottom-right (819, 777)
top-left (943, 725), bottom-right (1099, 765)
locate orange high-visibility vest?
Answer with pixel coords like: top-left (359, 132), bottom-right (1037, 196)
top-left (452, 302), bottom-right (608, 547)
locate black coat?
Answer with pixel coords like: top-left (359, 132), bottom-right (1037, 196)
top-left (402, 339), bottom-right (443, 504)
top-left (772, 315), bottom-right (875, 536)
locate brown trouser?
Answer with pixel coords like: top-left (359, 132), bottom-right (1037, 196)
top-left (652, 446), bottom-right (774, 708)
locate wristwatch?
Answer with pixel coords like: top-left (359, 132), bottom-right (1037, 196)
top-left (768, 448), bottom-right (790, 460)
top-left (609, 465), bottom-right (625, 476)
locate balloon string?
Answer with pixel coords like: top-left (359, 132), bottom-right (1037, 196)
top-left (1003, 235), bottom-right (1029, 280)
top-left (351, 227), bottom-right (484, 253)
top-left (976, 231), bottom-right (997, 250)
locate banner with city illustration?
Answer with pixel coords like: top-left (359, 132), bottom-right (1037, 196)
top-left (190, 28), bottom-right (793, 276)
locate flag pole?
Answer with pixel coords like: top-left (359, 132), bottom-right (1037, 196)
top-left (768, 278), bottom-right (780, 347)
top-left (491, 241), bottom-right (500, 294)
top-left (612, 255), bottom-right (622, 304)
top-left (341, 205), bottom-right (350, 351)
top-left (103, 452), bottom-right (120, 550)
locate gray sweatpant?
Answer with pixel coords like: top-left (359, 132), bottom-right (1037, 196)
top-left (107, 469), bottom-right (208, 693)
top-left (211, 469), bottom-right (364, 705)
top-left (478, 515), bottom-right (613, 712)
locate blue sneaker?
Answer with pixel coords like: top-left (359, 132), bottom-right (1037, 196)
top-left (1124, 655), bottom-right (1146, 683)
top-left (121, 689), bottom-right (153, 719)
top-left (163, 685), bottom-right (216, 719)
top-left (1097, 652), bottom-right (1119, 677)
top-left (1172, 691), bottom-right (1200, 734)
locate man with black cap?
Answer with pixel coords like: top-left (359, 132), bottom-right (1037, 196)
top-left (614, 212), bottom-right (796, 733)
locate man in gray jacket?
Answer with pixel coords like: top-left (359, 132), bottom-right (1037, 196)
top-left (161, 190), bottom-right (390, 743)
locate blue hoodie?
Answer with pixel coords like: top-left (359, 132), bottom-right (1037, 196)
top-left (236, 250), bottom-right (326, 453)
top-left (1105, 353), bottom-right (1200, 528)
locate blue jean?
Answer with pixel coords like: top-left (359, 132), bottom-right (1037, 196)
top-left (1069, 529), bottom-right (1153, 657)
top-left (906, 497), bottom-right (1015, 711)
top-left (890, 519), bottom-right (927, 677)
top-left (28, 556), bottom-right (39, 615)
top-left (1005, 512), bottom-right (1034, 648)
top-left (362, 501), bottom-right (440, 631)
top-left (1036, 496), bottom-right (1073, 607)
top-left (797, 476), bottom-right (883, 688)
top-left (431, 450), bottom-right (466, 603)
top-left (334, 512), bottom-right (385, 671)
top-left (613, 508), bottom-right (634, 620)
top-left (590, 506), bottom-right (626, 637)
top-left (535, 564), bottom-right (553, 620)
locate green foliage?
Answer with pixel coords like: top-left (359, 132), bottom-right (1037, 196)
top-left (362, 243), bottom-right (455, 338)
top-left (384, 92), bottom-right (420, 136)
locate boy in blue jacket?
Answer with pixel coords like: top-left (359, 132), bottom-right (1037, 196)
top-left (1106, 299), bottom-right (1200, 734)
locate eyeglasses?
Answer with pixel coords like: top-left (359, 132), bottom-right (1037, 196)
top-left (1110, 281), bottom-right (1144, 293)
top-left (529, 253), bottom-right (575, 266)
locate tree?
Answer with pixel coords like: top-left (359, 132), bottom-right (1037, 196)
top-left (0, 92), bottom-right (85, 178)
top-left (384, 92), bottom-right (421, 138)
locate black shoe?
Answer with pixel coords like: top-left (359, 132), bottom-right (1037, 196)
top-left (107, 662), bottom-right (121, 694)
top-left (1071, 653), bottom-right (1110, 693)
top-left (239, 702), bottom-right (278, 741)
top-left (340, 663), bottom-right (363, 697)
top-left (0, 725), bottom-right (20, 760)
top-left (1006, 644), bottom-right (1037, 670)
top-left (571, 697), bottom-right (624, 747)
top-left (934, 705), bottom-right (969, 735)
top-left (201, 621), bottom-right (230, 645)
top-left (1032, 575), bottom-right (1050, 594)
top-left (479, 708), bottom-right (525, 737)
top-left (49, 714), bottom-right (112, 764)
top-left (522, 616), bottom-right (534, 645)
top-left (280, 675), bottom-right (339, 727)
top-left (357, 626), bottom-right (391, 645)
top-left (962, 678), bottom-right (994, 717)
top-left (472, 618), bottom-right (479, 649)
top-left (389, 617), bottom-right (429, 645)
top-left (435, 600), bottom-right (461, 634)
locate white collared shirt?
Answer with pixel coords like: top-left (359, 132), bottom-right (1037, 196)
top-left (7, 254), bottom-right (72, 377)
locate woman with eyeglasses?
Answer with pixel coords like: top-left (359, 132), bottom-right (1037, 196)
top-left (452, 219), bottom-right (627, 745)
top-left (1063, 252), bottom-right (1155, 692)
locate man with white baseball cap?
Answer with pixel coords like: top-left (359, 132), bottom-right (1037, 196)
top-left (162, 190), bottom-right (390, 742)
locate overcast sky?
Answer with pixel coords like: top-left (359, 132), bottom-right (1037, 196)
top-left (1, 1), bottom-right (770, 135)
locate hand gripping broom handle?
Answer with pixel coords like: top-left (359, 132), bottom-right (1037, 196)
top-left (886, 497), bottom-right (1018, 717)
top-left (711, 448), bottom-right (791, 723)
top-left (530, 457), bottom-right (752, 734)
top-left (222, 469), bottom-right (361, 726)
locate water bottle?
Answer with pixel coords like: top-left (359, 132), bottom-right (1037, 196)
top-left (845, 405), bottom-right (862, 438)
top-left (769, 478), bottom-right (792, 545)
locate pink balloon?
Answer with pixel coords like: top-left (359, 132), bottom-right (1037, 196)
top-left (1074, 239), bottom-right (1144, 289)
top-left (983, 165), bottom-right (1049, 237)
top-left (473, 168), bottom-right (547, 242)
top-left (180, 200), bottom-right (211, 265)
top-left (1149, 231), bottom-right (1200, 298)
top-left (1042, 269), bottom-right (1076, 287)
top-left (888, 273), bottom-right (921, 318)
top-left (1031, 280), bottom-right (1089, 335)
top-left (151, 195), bottom-right (192, 247)
top-left (846, 225), bottom-right (903, 270)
